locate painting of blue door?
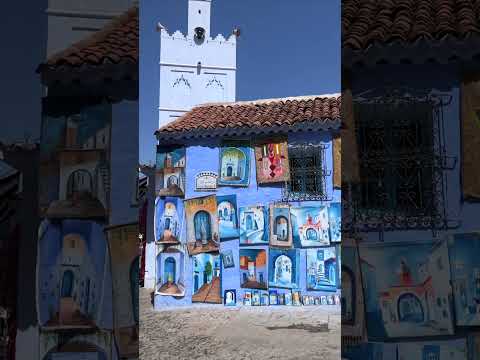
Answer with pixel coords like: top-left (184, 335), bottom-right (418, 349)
top-left (398, 293), bottom-right (424, 323)
top-left (164, 257), bottom-right (176, 283)
top-left (194, 210), bottom-right (211, 241)
top-left (194, 274), bottom-right (199, 293)
top-left (130, 257), bottom-right (139, 323)
top-left (61, 270), bottom-right (74, 297)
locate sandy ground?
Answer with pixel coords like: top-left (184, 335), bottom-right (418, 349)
top-left (140, 288), bottom-right (340, 360)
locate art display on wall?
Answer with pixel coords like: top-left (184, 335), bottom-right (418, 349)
top-left (184, 195), bottom-right (219, 255)
top-left (306, 247), bottom-right (338, 291)
top-left (397, 338), bottom-right (467, 360)
top-left (254, 141), bottom-right (290, 184)
top-left (268, 248), bottom-right (299, 289)
top-left (155, 197), bottom-right (184, 244)
top-left (359, 241), bottom-right (454, 340)
top-left (195, 171), bottom-right (218, 191)
top-left (156, 248), bottom-right (185, 297)
top-left (448, 232), bottom-right (480, 326)
top-left (239, 248), bottom-right (268, 289)
top-left (290, 206), bottom-right (330, 247)
top-left (239, 205), bottom-right (269, 245)
top-left (224, 289), bottom-right (236, 306)
top-left (156, 147), bottom-right (186, 197)
top-left (221, 249), bottom-right (235, 269)
top-left (39, 105), bottom-right (112, 217)
top-left (328, 202), bottom-right (341, 243)
top-left (217, 194), bottom-right (239, 240)
top-left (192, 253), bottom-right (221, 303)
top-left (269, 204), bottom-right (293, 247)
top-left (218, 142), bottom-right (251, 186)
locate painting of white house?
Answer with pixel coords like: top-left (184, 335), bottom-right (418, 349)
top-left (306, 247), bottom-right (338, 291)
top-left (239, 206), bottom-right (269, 245)
top-left (268, 249), bottom-right (299, 289)
top-left (290, 206), bottom-right (330, 247)
top-left (218, 143), bottom-right (250, 186)
top-left (217, 194), bottom-right (239, 240)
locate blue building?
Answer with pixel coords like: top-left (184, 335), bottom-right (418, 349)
top-left (153, 95), bottom-right (342, 307)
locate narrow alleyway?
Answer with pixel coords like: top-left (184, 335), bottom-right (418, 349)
top-left (140, 288), bottom-right (340, 360)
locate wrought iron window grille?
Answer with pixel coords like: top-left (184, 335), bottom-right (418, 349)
top-left (281, 143), bottom-right (331, 202)
top-left (343, 87), bottom-right (458, 235)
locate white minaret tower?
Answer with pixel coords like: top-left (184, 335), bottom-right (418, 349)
top-left (158, 0), bottom-right (237, 128)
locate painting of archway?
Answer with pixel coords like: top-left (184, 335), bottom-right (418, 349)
top-left (217, 195), bottom-right (239, 240)
top-left (306, 247), bottom-right (337, 291)
top-left (158, 167), bottom-right (185, 197)
top-left (218, 143), bottom-right (250, 186)
top-left (268, 249), bottom-right (299, 289)
top-left (269, 205), bottom-right (292, 247)
top-left (239, 206), bottom-right (268, 245)
top-left (397, 293), bottom-right (424, 323)
top-left (185, 196), bottom-right (219, 255)
top-left (66, 169), bottom-right (93, 200)
top-left (155, 197), bottom-right (183, 244)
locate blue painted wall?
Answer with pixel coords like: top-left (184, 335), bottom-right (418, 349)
top-left (155, 130), bottom-right (341, 307)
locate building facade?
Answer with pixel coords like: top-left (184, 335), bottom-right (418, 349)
top-left (153, 95), bottom-right (342, 308)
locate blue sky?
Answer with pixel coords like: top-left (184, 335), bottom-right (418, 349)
top-left (140, 0), bottom-right (340, 164)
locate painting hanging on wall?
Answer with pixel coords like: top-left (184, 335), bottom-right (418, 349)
top-left (239, 248), bottom-right (268, 289)
top-left (184, 195), bottom-right (219, 255)
top-left (218, 142), bottom-right (251, 186)
top-left (269, 204), bottom-right (293, 248)
top-left (397, 338), bottom-right (467, 360)
top-left (156, 248), bottom-right (185, 297)
top-left (224, 289), bottom-right (236, 306)
top-left (254, 141), bottom-right (290, 184)
top-left (239, 205), bottom-right (269, 245)
top-left (359, 241), bottom-right (454, 340)
top-left (306, 247), bottom-right (338, 291)
top-left (243, 291), bottom-right (252, 306)
top-left (268, 248), bottom-right (299, 289)
top-left (221, 249), bottom-right (235, 269)
top-left (217, 195), bottom-right (239, 240)
top-left (290, 206), bottom-right (330, 247)
top-left (192, 253), bottom-right (221, 303)
top-left (156, 146), bottom-right (186, 197)
top-left (448, 232), bottom-right (480, 326)
top-left (328, 203), bottom-right (341, 243)
top-left (155, 197), bottom-right (184, 244)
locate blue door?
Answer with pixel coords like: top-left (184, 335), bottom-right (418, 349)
top-left (194, 211), bottom-right (211, 241)
top-left (164, 257), bottom-right (176, 283)
top-left (61, 270), bottom-right (74, 297)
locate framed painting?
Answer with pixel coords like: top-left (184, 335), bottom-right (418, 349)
top-left (218, 142), bottom-right (251, 186)
top-left (359, 241), bottom-right (454, 340)
top-left (328, 202), bottom-right (341, 243)
top-left (397, 339), bottom-right (467, 360)
top-left (269, 290), bottom-right (278, 305)
top-left (192, 253), bottom-right (221, 304)
top-left (154, 197), bottom-right (184, 244)
top-left (277, 293), bottom-right (285, 305)
top-left (217, 194), bottom-right (239, 241)
top-left (269, 204), bottom-right (293, 248)
top-left (254, 141), bottom-right (290, 184)
top-left (156, 146), bottom-right (186, 197)
top-left (156, 248), bottom-right (185, 297)
top-left (224, 289), bottom-right (236, 306)
top-left (252, 291), bottom-right (261, 306)
top-left (321, 296), bottom-right (327, 305)
top-left (448, 232), bottom-right (480, 326)
top-left (292, 291), bottom-right (301, 306)
top-left (156, 146), bottom-right (186, 170)
top-left (290, 206), bottom-right (330, 247)
top-left (268, 248), bottom-right (299, 289)
top-left (284, 292), bottom-right (292, 306)
top-left (184, 195), bottom-right (219, 255)
top-left (239, 248), bottom-right (268, 290)
top-left (306, 247), bottom-right (338, 291)
top-left (221, 249), bottom-right (235, 269)
top-left (243, 291), bottom-right (252, 306)
top-left (239, 205), bottom-right (269, 245)
top-left (260, 292), bottom-right (269, 306)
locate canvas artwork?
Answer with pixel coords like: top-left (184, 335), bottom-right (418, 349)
top-left (269, 290), bottom-right (278, 305)
top-left (252, 291), bottom-right (260, 306)
top-left (306, 247), bottom-right (338, 291)
top-left (39, 105), bottom-right (112, 217)
top-left (268, 248), bottom-right (300, 289)
top-left (224, 289), bottom-right (236, 306)
top-left (192, 253), bottom-right (221, 303)
top-left (314, 298), bottom-right (320, 305)
top-left (255, 141), bottom-right (290, 184)
top-left (260, 292), bottom-right (269, 306)
top-left (156, 147), bottom-right (186, 170)
top-left (328, 203), bottom-right (341, 243)
top-left (284, 292), bottom-right (292, 306)
top-left (292, 291), bottom-right (302, 306)
top-left (157, 248), bottom-right (185, 297)
top-left (278, 293), bottom-right (285, 305)
top-left (448, 232), bottom-right (480, 326)
top-left (218, 142), bottom-right (251, 186)
top-left (290, 207), bottom-right (330, 247)
top-left (239, 248), bottom-right (268, 289)
top-left (269, 204), bottom-right (293, 248)
top-left (239, 205), bottom-right (269, 245)
top-left (397, 339), bottom-right (467, 360)
top-left (327, 295), bottom-right (335, 305)
top-left (184, 195), bottom-right (219, 255)
top-left (243, 291), bottom-right (252, 306)
top-left (359, 241), bottom-right (454, 340)
top-left (155, 197), bottom-right (184, 244)
top-left (221, 249), bottom-right (235, 269)
top-left (321, 296), bottom-right (328, 305)
top-left (156, 147), bottom-right (186, 197)
top-left (302, 295), bottom-right (310, 305)
top-left (217, 195), bottom-right (239, 240)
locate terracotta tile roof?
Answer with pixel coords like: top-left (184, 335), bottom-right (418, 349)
top-left (342, 0), bottom-right (480, 51)
top-left (156, 95), bottom-right (341, 141)
top-left (37, 6), bottom-right (138, 73)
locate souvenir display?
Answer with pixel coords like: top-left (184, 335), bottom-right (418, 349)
top-left (255, 141), bottom-right (290, 184)
top-left (185, 195), bottom-right (219, 255)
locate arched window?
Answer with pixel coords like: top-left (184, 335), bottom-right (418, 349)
top-left (397, 293), bottom-right (424, 323)
top-left (274, 216), bottom-right (289, 241)
top-left (164, 257), bottom-right (176, 283)
top-left (194, 211), bottom-right (212, 241)
top-left (67, 169), bottom-right (93, 199)
top-left (61, 270), bottom-right (74, 297)
top-left (274, 255), bottom-right (293, 285)
top-left (130, 257), bottom-right (139, 324)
